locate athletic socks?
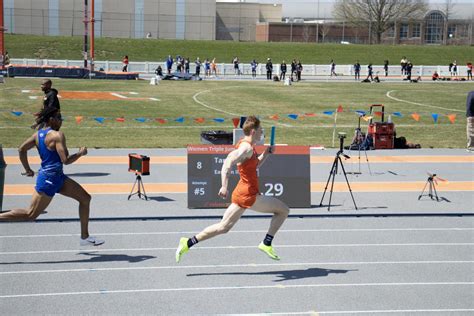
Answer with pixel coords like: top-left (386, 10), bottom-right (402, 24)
top-left (187, 236), bottom-right (199, 248)
top-left (263, 234), bottom-right (274, 246)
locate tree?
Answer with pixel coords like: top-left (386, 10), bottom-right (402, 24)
top-left (333, 0), bottom-right (428, 44)
top-left (442, 0), bottom-right (455, 45)
top-left (319, 22), bottom-right (331, 43)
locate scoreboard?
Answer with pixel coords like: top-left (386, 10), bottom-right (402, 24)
top-left (187, 145), bottom-right (311, 208)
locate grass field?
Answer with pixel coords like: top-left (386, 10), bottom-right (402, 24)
top-left (4, 34), bottom-right (474, 65)
top-left (0, 77), bottom-right (472, 148)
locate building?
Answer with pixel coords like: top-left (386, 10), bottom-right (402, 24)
top-left (256, 3), bottom-right (473, 45)
top-left (216, 1), bottom-right (281, 41)
top-left (3, 1), bottom-right (473, 45)
top-left (3, 0), bottom-right (216, 40)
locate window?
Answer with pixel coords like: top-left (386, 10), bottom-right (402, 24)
top-left (411, 23), bottom-right (421, 37)
top-left (425, 11), bottom-right (445, 44)
top-left (399, 24), bottom-right (409, 38)
top-left (447, 25), bottom-right (456, 38)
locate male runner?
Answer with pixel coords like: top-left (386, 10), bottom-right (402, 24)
top-left (176, 116), bottom-right (289, 262)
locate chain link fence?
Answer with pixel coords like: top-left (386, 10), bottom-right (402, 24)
top-left (3, 3), bottom-right (473, 45)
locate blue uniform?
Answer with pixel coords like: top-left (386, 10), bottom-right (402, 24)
top-left (35, 128), bottom-right (67, 197)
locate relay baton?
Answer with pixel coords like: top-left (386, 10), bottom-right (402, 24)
top-left (269, 126), bottom-right (276, 153)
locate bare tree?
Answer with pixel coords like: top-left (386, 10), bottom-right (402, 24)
top-left (334, 0), bottom-right (428, 44)
top-left (303, 24), bottom-right (310, 43)
top-left (319, 22), bottom-right (330, 43)
top-left (443, 0), bottom-right (455, 44)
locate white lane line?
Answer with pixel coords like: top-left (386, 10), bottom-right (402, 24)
top-left (129, 92), bottom-right (138, 95)
top-left (1, 243), bottom-right (473, 255)
top-left (149, 97), bottom-right (160, 101)
top-left (28, 96), bottom-right (38, 100)
top-left (21, 90), bottom-right (31, 93)
top-left (192, 89), bottom-right (293, 127)
top-left (242, 309), bottom-right (474, 315)
top-left (1, 228), bottom-right (473, 239)
top-left (110, 93), bottom-right (128, 99)
top-left (386, 90), bottom-right (464, 113)
top-left (0, 260), bottom-right (472, 276)
top-left (1, 282), bottom-right (472, 299)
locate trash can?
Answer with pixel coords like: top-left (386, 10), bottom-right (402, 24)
top-left (0, 145), bottom-right (6, 210)
top-left (200, 130), bottom-right (233, 145)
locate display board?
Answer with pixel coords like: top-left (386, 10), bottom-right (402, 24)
top-left (188, 145), bottom-right (311, 208)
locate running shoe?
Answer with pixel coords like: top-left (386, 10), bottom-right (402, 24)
top-left (80, 236), bottom-right (105, 246)
top-left (176, 237), bottom-right (189, 263)
top-left (258, 242), bottom-right (280, 260)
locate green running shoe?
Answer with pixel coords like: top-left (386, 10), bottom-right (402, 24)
top-left (176, 237), bottom-right (189, 263)
top-left (258, 242), bottom-right (280, 260)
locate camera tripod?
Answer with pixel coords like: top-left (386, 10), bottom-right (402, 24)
top-left (347, 115), bottom-right (372, 175)
top-left (128, 173), bottom-right (148, 200)
top-left (418, 173), bottom-right (441, 201)
top-left (319, 134), bottom-right (358, 211)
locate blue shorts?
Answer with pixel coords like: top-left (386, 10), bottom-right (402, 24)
top-left (35, 171), bottom-right (67, 197)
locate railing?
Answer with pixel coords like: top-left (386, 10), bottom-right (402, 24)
top-left (9, 58), bottom-right (470, 78)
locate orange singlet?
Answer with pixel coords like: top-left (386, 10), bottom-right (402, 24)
top-left (231, 140), bottom-right (260, 208)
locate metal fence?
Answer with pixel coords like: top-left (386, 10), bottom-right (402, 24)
top-left (9, 58), bottom-right (471, 78)
top-left (2, 8), bottom-right (216, 40)
top-left (3, 3), bottom-right (473, 44)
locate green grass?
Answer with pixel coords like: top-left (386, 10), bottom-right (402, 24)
top-left (4, 34), bottom-right (474, 65)
top-left (1, 77), bottom-right (472, 148)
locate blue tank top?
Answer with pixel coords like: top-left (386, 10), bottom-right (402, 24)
top-left (37, 128), bottom-right (63, 173)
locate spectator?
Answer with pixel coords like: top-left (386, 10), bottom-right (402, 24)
top-left (280, 60), bottom-right (287, 81)
top-left (204, 58), bottom-right (211, 77)
top-left (4, 51), bottom-right (10, 66)
top-left (290, 59), bottom-right (297, 81)
top-left (122, 55), bottom-right (129, 72)
top-left (366, 63), bottom-right (374, 81)
top-left (384, 60), bottom-right (389, 77)
top-left (466, 91), bottom-right (474, 152)
top-left (353, 61), bottom-right (361, 81)
top-left (452, 60), bottom-right (458, 76)
top-left (432, 71), bottom-right (440, 81)
top-left (266, 58), bottom-right (273, 80)
top-left (467, 62), bottom-right (473, 80)
top-left (41, 79), bottom-right (60, 111)
top-left (233, 57), bottom-right (240, 75)
top-left (296, 60), bottom-right (303, 81)
top-left (155, 65), bottom-right (163, 77)
top-left (449, 62), bottom-right (454, 76)
top-left (251, 59), bottom-right (258, 79)
top-left (0, 52), bottom-right (3, 68)
top-left (406, 61), bottom-right (413, 80)
top-left (211, 58), bottom-right (217, 76)
top-left (400, 56), bottom-right (407, 75)
top-left (195, 57), bottom-right (201, 77)
top-left (146, 32), bottom-right (152, 39)
top-left (166, 55), bottom-right (173, 74)
top-left (184, 57), bottom-right (190, 74)
top-left (176, 55), bottom-right (183, 73)
top-left (330, 60), bottom-right (337, 77)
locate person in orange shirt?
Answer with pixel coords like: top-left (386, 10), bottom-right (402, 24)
top-left (211, 58), bottom-right (217, 76)
top-left (176, 116), bottom-right (289, 262)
